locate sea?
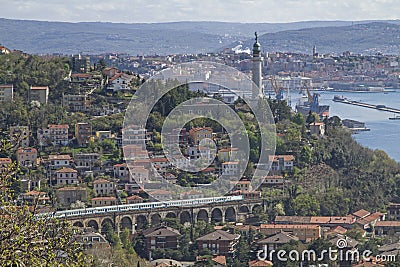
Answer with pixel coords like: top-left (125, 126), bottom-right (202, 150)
top-left (288, 90), bottom-right (400, 162)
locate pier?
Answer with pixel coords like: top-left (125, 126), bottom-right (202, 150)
top-left (333, 97), bottom-right (400, 114)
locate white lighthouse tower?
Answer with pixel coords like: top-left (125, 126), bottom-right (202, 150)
top-left (252, 32), bottom-right (264, 99)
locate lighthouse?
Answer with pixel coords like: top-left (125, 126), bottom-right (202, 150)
top-left (252, 32), bottom-right (264, 99)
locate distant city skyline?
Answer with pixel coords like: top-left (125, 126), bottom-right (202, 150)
top-left (0, 0), bottom-right (399, 23)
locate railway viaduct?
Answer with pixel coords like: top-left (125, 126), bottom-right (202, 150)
top-left (65, 199), bottom-right (263, 234)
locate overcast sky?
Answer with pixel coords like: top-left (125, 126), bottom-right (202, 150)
top-left (0, 0), bottom-right (399, 23)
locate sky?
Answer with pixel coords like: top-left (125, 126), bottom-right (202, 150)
top-left (0, 0), bottom-right (399, 23)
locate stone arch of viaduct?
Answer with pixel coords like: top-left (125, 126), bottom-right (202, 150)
top-left (69, 202), bottom-right (262, 234)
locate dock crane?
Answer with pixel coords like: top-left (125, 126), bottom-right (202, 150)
top-left (302, 80), bottom-right (321, 112)
top-left (270, 76), bottom-right (285, 101)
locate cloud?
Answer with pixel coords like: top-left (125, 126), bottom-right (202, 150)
top-left (0, 0), bottom-right (399, 23)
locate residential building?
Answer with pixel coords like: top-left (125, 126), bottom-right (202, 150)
top-left (56, 186), bottom-right (87, 208)
top-left (20, 190), bottom-right (49, 206)
top-left (222, 161), bottom-right (239, 176)
top-left (180, 190), bottom-right (204, 199)
top-left (189, 127), bottom-right (213, 144)
top-left (268, 155), bottom-right (295, 172)
top-left (16, 147), bottom-right (37, 167)
top-left (387, 203), bottom-right (400, 221)
top-left (10, 125), bottom-right (30, 147)
top-left (71, 54), bottom-right (90, 73)
top-left (38, 124), bottom-right (69, 146)
top-left (274, 215), bottom-right (356, 229)
top-left (46, 154), bottom-right (73, 178)
top-left (91, 196), bottom-right (117, 207)
top-left (20, 178), bottom-right (41, 192)
top-left (29, 86), bottom-right (49, 104)
top-left (93, 178), bottom-right (115, 196)
top-left (196, 230), bottom-right (240, 256)
top-left (257, 231), bottom-right (299, 252)
top-left (113, 163), bottom-right (130, 181)
top-left (122, 125), bottom-right (147, 148)
top-left (48, 154), bottom-right (72, 169)
top-left (126, 195), bottom-right (143, 204)
top-left (102, 67), bottom-right (119, 78)
top-left (143, 225), bottom-right (181, 258)
top-left (55, 167), bottom-right (79, 185)
top-left (259, 224), bottom-right (321, 242)
top-left (262, 175), bottom-right (285, 187)
top-left (218, 147), bottom-right (238, 162)
top-left (75, 122), bottom-right (92, 146)
top-left (75, 230), bottom-right (110, 250)
top-left (106, 73), bottom-right (133, 91)
top-left (352, 209), bottom-right (371, 220)
top-left (309, 122), bottom-right (325, 136)
top-left (74, 153), bottom-right (101, 173)
top-left (62, 94), bottom-right (90, 112)
top-left (149, 189), bottom-right (173, 201)
top-left (96, 130), bottom-right (112, 141)
top-left (355, 212), bottom-right (385, 230)
top-left (130, 165), bottom-right (150, 184)
top-left (0, 84), bottom-right (13, 102)
top-left (375, 221), bottom-right (400, 235)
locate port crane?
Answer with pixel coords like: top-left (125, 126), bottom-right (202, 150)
top-left (270, 76), bottom-right (285, 101)
top-left (302, 80), bottom-right (321, 113)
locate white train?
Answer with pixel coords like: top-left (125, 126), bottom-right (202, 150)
top-left (37, 195), bottom-right (244, 219)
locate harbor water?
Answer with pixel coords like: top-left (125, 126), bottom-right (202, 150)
top-left (289, 90), bottom-right (400, 162)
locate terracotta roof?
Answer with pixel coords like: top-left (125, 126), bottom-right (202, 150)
top-left (331, 226), bottom-right (348, 234)
top-left (30, 86), bottom-right (48, 90)
top-left (92, 196), bottom-right (117, 201)
top-left (375, 221), bottom-right (400, 227)
top-left (0, 158), bottom-right (12, 164)
top-left (58, 187), bottom-right (86, 191)
top-left (356, 212), bottom-right (384, 225)
top-left (150, 189), bottom-right (171, 195)
top-left (268, 155), bottom-right (295, 161)
top-left (248, 259), bottom-right (273, 267)
top-left (143, 225), bottom-right (180, 237)
top-left (196, 230), bottom-right (239, 241)
top-left (0, 84), bottom-right (13, 88)
top-left (189, 127), bottom-right (213, 133)
top-left (56, 167), bottom-right (77, 173)
top-left (49, 154), bottom-right (71, 160)
top-left (23, 190), bottom-right (46, 196)
top-left (150, 157), bottom-right (169, 163)
top-left (126, 195), bottom-right (143, 200)
top-left (17, 147), bottom-right (37, 154)
top-left (257, 231), bottom-right (299, 245)
top-left (352, 209), bottom-right (371, 218)
top-left (260, 224), bottom-right (320, 230)
top-left (212, 255), bottom-right (227, 266)
top-left (48, 124), bottom-right (69, 129)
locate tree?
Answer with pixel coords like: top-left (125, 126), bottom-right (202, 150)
top-left (0, 140), bottom-right (91, 266)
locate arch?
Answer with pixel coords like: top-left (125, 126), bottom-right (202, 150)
top-left (211, 208), bottom-right (223, 223)
top-left (120, 216), bottom-right (133, 232)
top-left (101, 218), bottom-right (114, 235)
top-left (197, 209), bottom-right (209, 222)
top-left (252, 204), bottom-right (262, 214)
top-left (87, 220), bottom-right (99, 231)
top-left (151, 214), bottom-right (162, 227)
top-left (73, 221), bottom-right (84, 227)
top-left (225, 207), bottom-right (236, 222)
top-left (136, 215), bottom-right (148, 231)
top-left (239, 205), bottom-right (250, 213)
top-left (180, 211), bottom-right (191, 225)
top-left (166, 212), bottom-right (177, 218)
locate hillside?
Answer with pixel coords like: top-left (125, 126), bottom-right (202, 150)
top-left (243, 22), bottom-right (400, 55)
top-left (1, 18), bottom-right (400, 55)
